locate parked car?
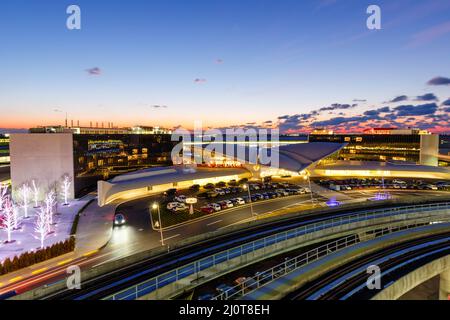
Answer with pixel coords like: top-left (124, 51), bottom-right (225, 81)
top-left (189, 184), bottom-right (200, 192)
top-left (164, 188), bottom-right (177, 197)
top-left (208, 203), bottom-right (222, 211)
top-left (201, 206), bottom-right (215, 214)
top-left (171, 203), bottom-right (188, 212)
top-left (218, 201), bottom-right (229, 210)
top-left (174, 195), bottom-right (187, 203)
top-left (424, 184), bottom-right (438, 190)
top-left (166, 202), bottom-right (181, 210)
top-left (224, 200), bottom-right (234, 208)
top-left (207, 191), bottom-right (219, 198)
top-left (230, 198), bottom-right (239, 205)
top-left (215, 188), bottom-right (226, 196)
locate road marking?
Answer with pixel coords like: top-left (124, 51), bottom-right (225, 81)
top-left (206, 220), bottom-right (222, 226)
top-left (9, 276), bottom-right (23, 283)
top-left (163, 234), bottom-right (180, 241)
top-left (31, 267), bottom-right (48, 275)
top-left (56, 258), bottom-right (73, 266)
top-left (82, 249), bottom-right (99, 257)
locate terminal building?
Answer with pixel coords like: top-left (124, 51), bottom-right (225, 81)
top-left (308, 128), bottom-right (439, 166)
top-left (8, 125), bottom-right (450, 206)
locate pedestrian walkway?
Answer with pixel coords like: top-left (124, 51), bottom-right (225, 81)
top-left (73, 194), bottom-right (114, 253)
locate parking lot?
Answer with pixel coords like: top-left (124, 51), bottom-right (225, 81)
top-left (149, 180), bottom-right (312, 228)
top-left (314, 178), bottom-right (450, 192)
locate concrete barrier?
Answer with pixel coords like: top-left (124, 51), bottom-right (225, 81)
top-left (372, 255), bottom-right (450, 300)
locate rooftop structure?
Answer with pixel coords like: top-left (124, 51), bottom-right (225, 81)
top-left (29, 125), bottom-right (172, 135)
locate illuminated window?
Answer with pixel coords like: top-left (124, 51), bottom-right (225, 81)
top-left (356, 137), bottom-right (363, 142)
top-left (344, 137), bottom-right (350, 142)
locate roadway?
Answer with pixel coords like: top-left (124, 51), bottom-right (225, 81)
top-left (0, 188), bottom-right (448, 298)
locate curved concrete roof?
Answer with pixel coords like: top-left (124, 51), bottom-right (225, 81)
top-left (199, 142), bottom-right (346, 173)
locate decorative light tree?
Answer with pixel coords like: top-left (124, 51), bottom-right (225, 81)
top-left (0, 183), bottom-right (8, 210)
top-left (45, 190), bottom-right (56, 225)
top-left (34, 207), bottom-right (50, 249)
top-left (32, 180), bottom-right (40, 208)
top-left (2, 197), bottom-right (15, 243)
top-left (61, 175), bottom-right (71, 206)
top-left (19, 183), bottom-right (31, 218)
top-left (12, 202), bottom-right (20, 230)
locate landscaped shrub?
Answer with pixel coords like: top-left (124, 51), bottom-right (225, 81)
top-left (0, 236), bottom-right (76, 275)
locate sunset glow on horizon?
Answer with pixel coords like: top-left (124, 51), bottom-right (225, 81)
top-left (1, 0), bottom-right (449, 134)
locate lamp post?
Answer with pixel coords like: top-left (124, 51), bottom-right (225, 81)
top-left (152, 203), bottom-right (164, 246)
top-left (304, 170), bottom-right (315, 204)
top-left (243, 184), bottom-right (255, 218)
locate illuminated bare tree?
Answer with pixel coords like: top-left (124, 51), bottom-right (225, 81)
top-left (0, 183), bottom-right (8, 210)
top-left (32, 180), bottom-right (40, 208)
top-left (61, 175), bottom-right (71, 206)
top-left (19, 183), bottom-right (31, 218)
top-left (2, 197), bottom-right (15, 243)
top-left (34, 207), bottom-right (50, 249)
top-left (12, 202), bottom-right (20, 230)
top-left (45, 190), bottom-right (56, 225)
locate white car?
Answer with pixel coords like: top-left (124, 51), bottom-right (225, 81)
top-left (224, 200), bottom-right (234, 208)
top-left (172, 203), bottom-right (188, 212)
top-left (208, 203), bottom-right (222, 211)
top-left (215, 188), bottom-right (226, 196)
top-left (167, 202), bottom-right (181, 210)
top-left (235, 197), bottom-right (245, 205)
top-left (175, 195), bottom-right (187, 203)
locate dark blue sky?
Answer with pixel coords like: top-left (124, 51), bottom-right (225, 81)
top-left (1, 0), bottom-right (449, 132)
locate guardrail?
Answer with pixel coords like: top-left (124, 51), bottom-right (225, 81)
top-left (104, 202), bottom-right (450, 300)
top-left (215, 220), bottom-right (440, 300)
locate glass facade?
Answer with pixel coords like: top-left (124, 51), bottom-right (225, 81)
top-left (0, 134), bottom-right (10, 164)
top-left (73, 134), bottom-right (177, 197)
top-left (308, 134), bottom-right (422, 162)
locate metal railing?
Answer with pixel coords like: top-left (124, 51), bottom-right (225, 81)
top-left (104, 202), bottom-right (450, 300)
top-left (215, 219), bottom-right (441, 300)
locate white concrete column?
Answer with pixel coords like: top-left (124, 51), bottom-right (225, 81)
top-left (439, 268), bottom-right (450, 300)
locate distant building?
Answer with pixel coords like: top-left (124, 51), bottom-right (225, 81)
top-left (311, 128), bottom-right (334, 135)
top-left (11, 126), bottom-right (177, 199)
top-left (29, 124), bottom-right (172, 135)
top-left (308, 128), bottom-right (439, 166)
top-left (0, 134), bottom-right (10, 165)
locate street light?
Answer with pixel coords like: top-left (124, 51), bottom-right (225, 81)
top-left (243, 184), bottom-right (255, 217)
top-left (303, 170), bottom-right (315, 204)
top-left (152, 202), bottom-right (164, 246)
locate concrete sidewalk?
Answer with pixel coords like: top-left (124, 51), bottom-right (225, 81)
top-left (73, 194), bottom-right (114, 253)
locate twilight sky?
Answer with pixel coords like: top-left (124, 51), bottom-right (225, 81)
top-left (1, 0), bottom-right (450, 133)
